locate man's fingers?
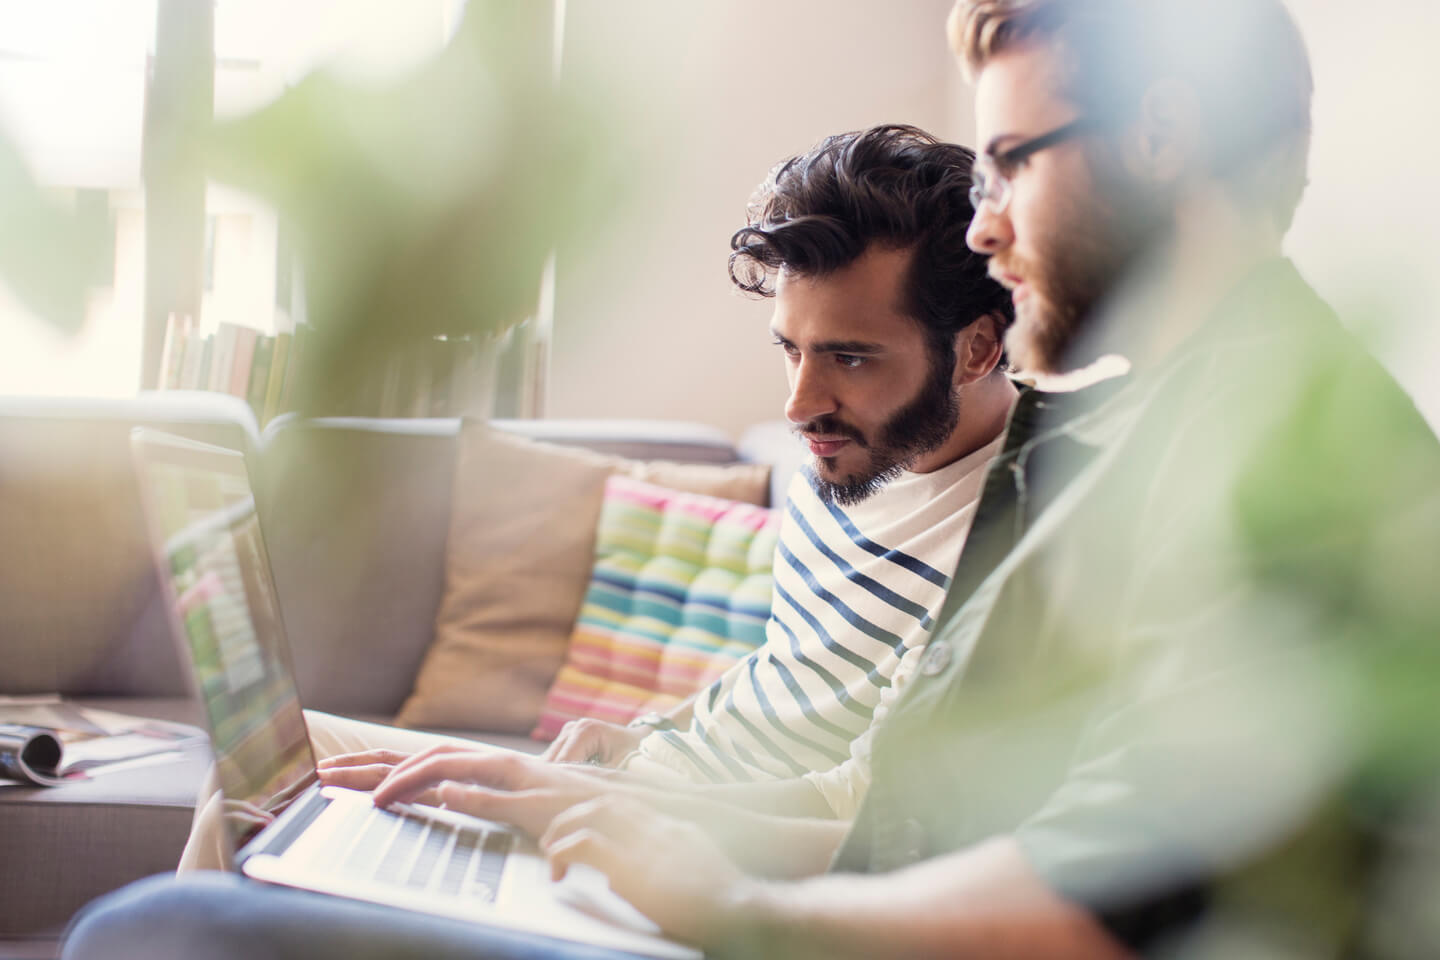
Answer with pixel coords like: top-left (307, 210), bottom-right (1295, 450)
top-left (543, 827), bottom-right (627, 884)
top-left (385, 743), bottom-right (475, 778)
top-left (540, 729), bottom-right (573, 762)
top-left (372, 751), bottom-right (521, 809)
top-left (316, 762), bottom-right (394, 792)
top-left (316, 749), bottom-right (411, 770)
top-left (433, 782), bottom-right (555, 833)
top-left (541, 795), bottom-right (648, 852)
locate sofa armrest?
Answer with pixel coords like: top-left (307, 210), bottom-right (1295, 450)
top-left (0, 392), bottom-right (260, 698)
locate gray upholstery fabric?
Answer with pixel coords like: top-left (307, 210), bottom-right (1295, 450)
top-left (254, 418), bottom-right (462, 717)
top-left (0, 394), bottom-right (259, 697)
top-left (0, 397), bottom-right (748, 942)
top-left (253, 416), bottom-right (749, 717)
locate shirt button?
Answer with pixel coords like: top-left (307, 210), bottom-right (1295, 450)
top-left (920, 640), bottom-right (952, 676)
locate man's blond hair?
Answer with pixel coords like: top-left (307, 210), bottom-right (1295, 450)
top-left (947, 0), bottom-right (1313, 232)
top-left (947, 0), bottom-right (1059, 83)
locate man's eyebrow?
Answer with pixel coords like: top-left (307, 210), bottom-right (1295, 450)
top-left (811, 339), bottom-right (885, 355)
top-left (982, 134), bottom-right (1022, 158)
top-left (769, 329), bottom-right (884, 355)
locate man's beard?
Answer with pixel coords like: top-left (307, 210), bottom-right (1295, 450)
top-left (1003, 163), bottom-right (1172, 375)
top-left (803, 346), bottom-right (960, 507)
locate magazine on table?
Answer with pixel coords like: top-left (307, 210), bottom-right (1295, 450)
top-left (0, 696), bottom-right (205, 786)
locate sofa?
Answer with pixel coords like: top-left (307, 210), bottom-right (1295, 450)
top-left (0, 391), bottom-right (801, 954)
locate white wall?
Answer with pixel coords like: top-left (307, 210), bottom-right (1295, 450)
top-left (549, 1), bottom-right (1440, 436)
top-left (548, 0), bottom-right (963, 436)
top-left (1283, 0), bottom-right (1440, 428)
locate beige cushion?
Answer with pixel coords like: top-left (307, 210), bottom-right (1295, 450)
top-left (394, 422), bottom-right (770, 734)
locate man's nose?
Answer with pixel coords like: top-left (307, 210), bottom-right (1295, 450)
top-left (785, 357), bottom-right (836, 426)
top-left (966, 199), bottom-right (1013, 255)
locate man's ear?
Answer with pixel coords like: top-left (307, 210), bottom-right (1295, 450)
top-left (1126, 78), bottom-right (1201, 185)
top-left (953, 312), bottom-right (1005, 386)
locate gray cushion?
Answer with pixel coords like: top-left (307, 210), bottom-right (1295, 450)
top-left (254, 419), bottom-right (461, 717)
top-left (0, 394), bottom-right (258, 698)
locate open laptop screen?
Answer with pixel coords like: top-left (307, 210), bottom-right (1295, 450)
top-left (134, 432), bottom-right (316, 848)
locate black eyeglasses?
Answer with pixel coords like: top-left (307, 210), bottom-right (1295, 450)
top-left (969, 118), bottom-right (1092, 214)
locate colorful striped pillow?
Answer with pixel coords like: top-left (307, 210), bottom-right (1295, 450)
top-left (532, 474), bottom-right (779, 740)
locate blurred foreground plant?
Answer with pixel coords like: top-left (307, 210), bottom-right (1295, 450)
top-left (1, 0), bottom-right (618, 413)
top-left (207, 0), bottom-right (616, 416)
top-left (0, 133), bottom-right (104, 336)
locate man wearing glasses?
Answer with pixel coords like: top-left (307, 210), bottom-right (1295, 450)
top-left (62, 1), bottom-right (1440, 957)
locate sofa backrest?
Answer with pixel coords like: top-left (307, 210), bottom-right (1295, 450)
top-left (0, 393), bottom-right (259, 698)
top-left (254, 416), bottom-right (748, 717)
top-left (0, 395), bottom-right (755, 718)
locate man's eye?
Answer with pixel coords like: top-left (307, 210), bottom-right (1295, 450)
top-left (993, 158), bottom-right (1022, 179)
top-left (773, 338), bottom-right (800, 358)
top-left (836, 354), bottom-right (867, 369)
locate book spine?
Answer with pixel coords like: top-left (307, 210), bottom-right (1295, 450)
top-left (246, 335), bottom-right (275, 418)
top-left (159, 314), bottom-right (192, 390)
top-left (229, 327), bottom-right (259, 398)
top-left (192, 333), bottom-right (214, 391)
top-left (261, 332), bottom-right (292, 425)
top-left (209, 323), bottom-right (238, 393)
top-left (177, 319), bottom-right (203, 389)
top-left (279, 324), bottom-right (307, 413)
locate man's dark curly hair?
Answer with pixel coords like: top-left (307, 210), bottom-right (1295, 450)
top-left (728, 124), bottom-right (1013, 360)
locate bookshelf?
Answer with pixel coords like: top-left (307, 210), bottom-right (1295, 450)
top-left (154, 315), bottom-right (305, 427)
top-left (153, 315), bottom-right (508, 424)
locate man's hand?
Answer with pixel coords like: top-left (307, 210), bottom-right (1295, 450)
top-left (541, 795), bottom-right (754, 947)
top-left (317, 749), bottom-right (443, 806)
top-left (371, 746), bottom-right (611, 837)
top-left (542, 717), bottom-right (649, 766)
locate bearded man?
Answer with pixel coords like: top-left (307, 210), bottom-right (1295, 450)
top-left (66, 1), bottom-right (1440, 957)
top-left (168, 123), bottom-right (1018, 879)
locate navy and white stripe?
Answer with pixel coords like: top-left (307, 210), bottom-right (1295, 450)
top-left (637, 439), bottom-right (998, 783)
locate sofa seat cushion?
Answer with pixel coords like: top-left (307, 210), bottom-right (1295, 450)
top-left (533, 475), bottom-right (779, 740)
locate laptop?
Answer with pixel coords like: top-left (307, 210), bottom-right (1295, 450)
top-left (130, 428), bottom-right (700, 960)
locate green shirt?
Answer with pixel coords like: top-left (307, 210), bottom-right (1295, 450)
top-left (836, 259), bottom-right (1440, 955)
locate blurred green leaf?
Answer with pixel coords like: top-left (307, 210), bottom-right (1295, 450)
top-left (0, 131), bottom-right (105, 335)
top-left (204, 0), bottom-right (619, 415)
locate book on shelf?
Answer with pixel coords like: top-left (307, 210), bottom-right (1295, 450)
top-left (209, 323), bottom-right (240, 392)
top-left (261, 331), bottom-right (293, 425)
top-left (0, 696), bottom-right (204, 787)
top-left (156, 315), bottom-right (308, 426)
top-left (193, 334), bottom-right (214, 391)
top-left (228, 325), bottom-right (260, 399)
top-left (245, 334), bottom-right (275, 417)
top-left (158, 313), bottom-right (197, 390)
top-left (279, 325), bottom-right (306, 412)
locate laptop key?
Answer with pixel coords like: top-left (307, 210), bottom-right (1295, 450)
top-left (341, 809), bottom-right (401, 879)
top-left (374, 817), bottom-right (426, 884)
top-left (437, 831), bottom-right (479, 896)
top-left (472, 830), bottom-right (511, 894)
top-left (404, 821), bottom-right (453, 889)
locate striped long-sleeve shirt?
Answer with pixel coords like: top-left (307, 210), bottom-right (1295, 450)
top-left (633, 434), bottom-right (1002, 784)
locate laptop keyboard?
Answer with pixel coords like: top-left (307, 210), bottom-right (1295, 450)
top-left (300, 799), bottom-right (512, 902)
